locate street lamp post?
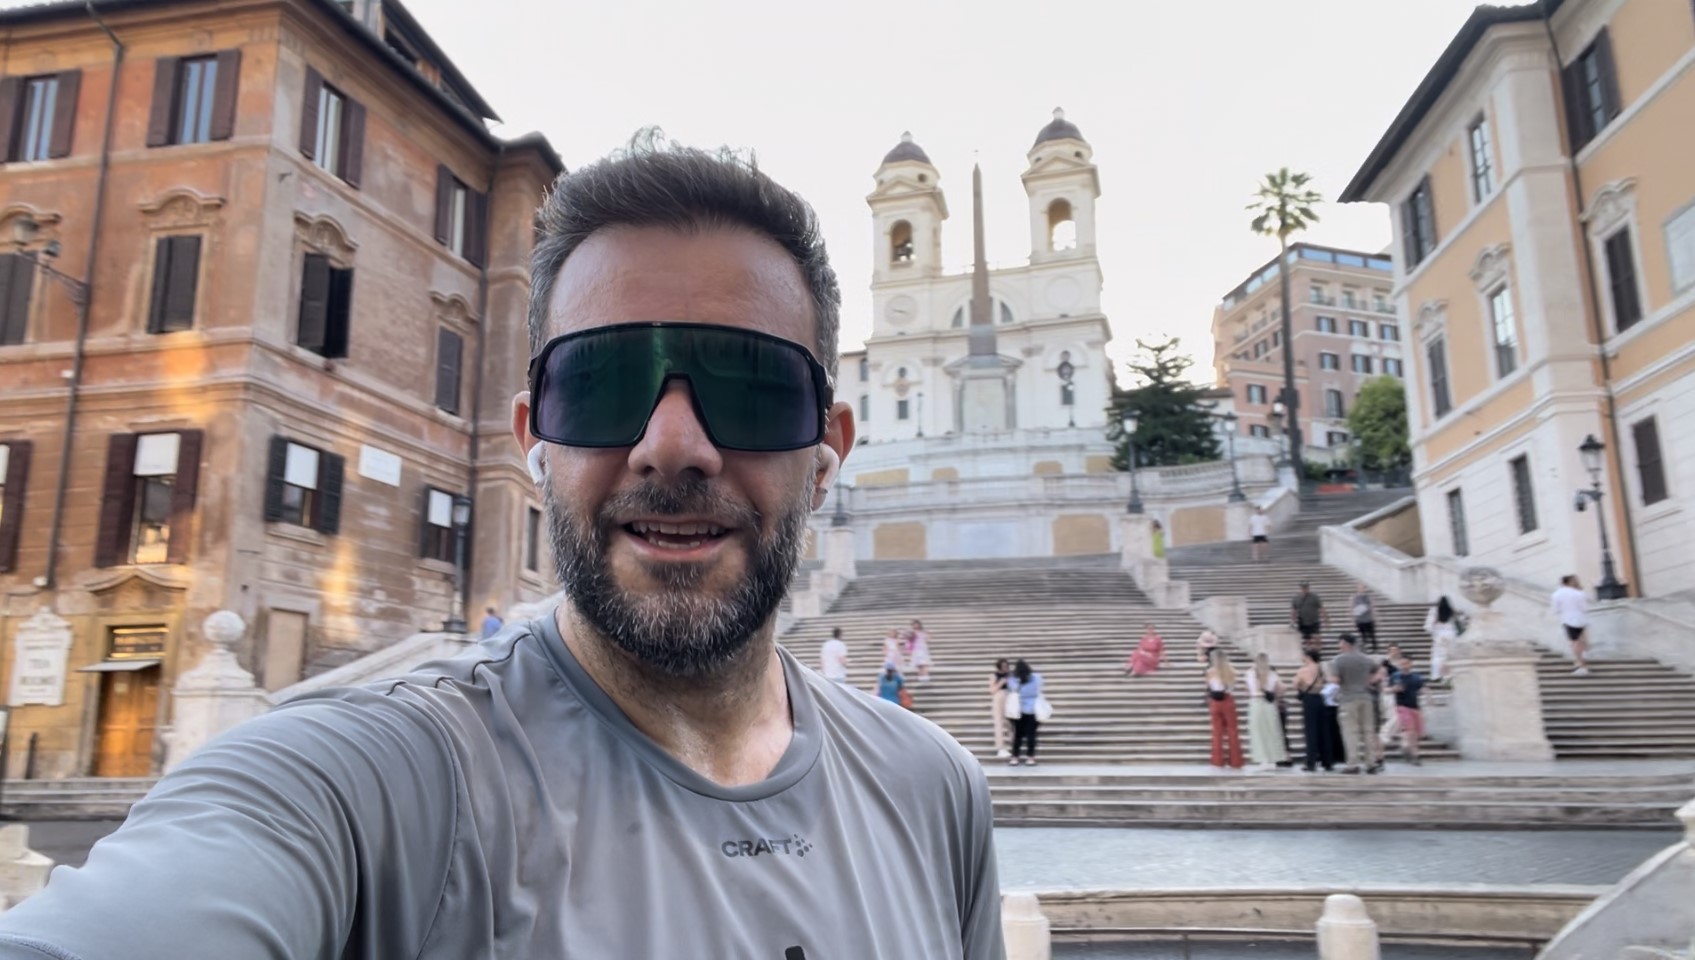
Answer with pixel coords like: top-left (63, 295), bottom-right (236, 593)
top-left (1057, 357), bottom-right (1076, 428)
top-left (915, 390), bottom-right (924, 438)
top-left (1121, 411), bottom-right (1144, 515)
top-left (1219, 411), bottom-right (1246, 502)
top-left (1268, 402), bottom-right (1290, 465)
top-left (831, 478), bottom-right (849, 527)
top-left (444, 494), bottom-right (474, 633)
top-left (1575, 434), bottom-right (1629, 600)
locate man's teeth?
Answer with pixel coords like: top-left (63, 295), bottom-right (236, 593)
top-left (630, 520), bottom-right (726, 538)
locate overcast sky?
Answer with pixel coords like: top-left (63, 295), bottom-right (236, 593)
top-left (15, 0), bottom-right (1517, 378)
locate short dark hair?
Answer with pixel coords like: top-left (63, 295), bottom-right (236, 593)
top-left (529, 129), bottom-right (842, 386)
top-left (1339, 632), bottom-right (1358, 646)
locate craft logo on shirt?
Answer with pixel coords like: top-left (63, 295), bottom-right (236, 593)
top-left (720, 833), bottom-right (813, 858)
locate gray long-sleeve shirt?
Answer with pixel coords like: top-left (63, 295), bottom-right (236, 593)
top-left (0, 617), bottom-right (1004, 959)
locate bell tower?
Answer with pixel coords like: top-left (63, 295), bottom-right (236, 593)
top-left (867, 133), bottom-right (948, 337)
top-left (1022, 108), bottom-right (1100, 263)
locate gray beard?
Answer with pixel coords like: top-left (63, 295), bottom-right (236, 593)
top-left (546, 475), bottom-right (810, 678)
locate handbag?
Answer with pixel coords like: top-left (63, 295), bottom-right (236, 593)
top-left (1003, 694), bottom-right (1022, 720)
top-left (1034, 696), bottom-right (1054, 722)
top-left (898, 687), bottom-right (914, 710)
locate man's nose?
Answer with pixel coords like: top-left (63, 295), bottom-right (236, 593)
top-left (627, 379), bottom-right (723, 481)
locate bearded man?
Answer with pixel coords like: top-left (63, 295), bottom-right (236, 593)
top-left (0, 141), bottom-right (1003, 959)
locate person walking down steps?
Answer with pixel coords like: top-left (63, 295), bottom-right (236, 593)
top-left (1250, 506), bottom-right (1271, 562)
top-left (1424, 596), bottom-right (1460, 684)
top-left (1352, 583), bottom-right (1378, 653)
top-left (1551, 575), bottom-right (1592, 677)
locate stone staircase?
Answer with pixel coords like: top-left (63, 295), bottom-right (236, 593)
top-left (987, 767), bottom-right (1695, 828)
top-left (1170, 493), bottom-right (1695, 760)
top-left (0, 778), bottom-right (155, 820)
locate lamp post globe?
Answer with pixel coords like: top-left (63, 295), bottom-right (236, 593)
top-left (1220, 411), bottom-right (1245, 502)
top-left (1121, 411), bottom-right (1144, 514)
top-left (1574, 434), bottom-right (1628, 600)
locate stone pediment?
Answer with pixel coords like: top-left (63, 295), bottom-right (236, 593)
top-left (81, 568), bottom-right (190, 613)
top-left (943, 352), bottom-right (1023, 374)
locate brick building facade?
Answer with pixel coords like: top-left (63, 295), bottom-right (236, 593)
top-left (0, 0), bottom-right (561, 778)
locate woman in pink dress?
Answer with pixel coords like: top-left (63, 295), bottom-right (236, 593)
top-left (1123, 623), bottom-right (1167, 678)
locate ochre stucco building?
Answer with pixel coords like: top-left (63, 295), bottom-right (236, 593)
top-left (0, 0), bottom-right (561, 778)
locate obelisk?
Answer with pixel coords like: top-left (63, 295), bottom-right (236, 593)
top-left (959, 162), bottom-right (1012, 431)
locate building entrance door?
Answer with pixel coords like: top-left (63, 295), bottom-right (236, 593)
top-left (94, 665), bottom-right (161, 777)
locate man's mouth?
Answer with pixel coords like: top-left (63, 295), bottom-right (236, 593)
top-left (623, 519), bottom-right (732, 551)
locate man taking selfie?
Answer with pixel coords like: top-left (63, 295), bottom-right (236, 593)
top-left (0, 140), bottom-right (1004, 960)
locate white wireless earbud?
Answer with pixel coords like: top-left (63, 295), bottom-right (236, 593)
top-left (527, 444), bottom-right (547, 485)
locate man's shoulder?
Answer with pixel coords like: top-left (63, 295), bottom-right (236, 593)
top-left (802, 665), bottom-right (985, 791)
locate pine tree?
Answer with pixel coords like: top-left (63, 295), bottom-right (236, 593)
top-left (1107, 338), bottom-right (1221, 469)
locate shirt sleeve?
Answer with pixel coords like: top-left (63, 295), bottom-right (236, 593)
top-left (0, 692), bottom-right (459, 960)
top-left (956, 758), bottom-right (1005, 960)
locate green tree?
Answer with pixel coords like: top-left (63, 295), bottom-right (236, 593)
top-left (1247, 167), bottom-right (1323, 478)
top-left (1347, 376), bottom-right (1412, 473)
top-left (1107, 338), bottom-right (1221, 469)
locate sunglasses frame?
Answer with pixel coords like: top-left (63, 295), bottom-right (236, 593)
top-left (526, 321), bottom-right (835, 452)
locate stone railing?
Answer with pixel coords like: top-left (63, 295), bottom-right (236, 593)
top-left (267, 630), bottom-right (472, 704)
top-left (1535, 797), bottom-right (1695, 960)
top-left (1321, 501), bottom-right (1695, 670)
top-left (848, 458), bottom-right (1276, 513)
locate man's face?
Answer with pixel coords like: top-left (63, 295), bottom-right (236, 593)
top-left (514, 225), bottom-right (853, 677)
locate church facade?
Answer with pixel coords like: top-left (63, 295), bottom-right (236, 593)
top-left (840, 110), bottom-right (1114, 479)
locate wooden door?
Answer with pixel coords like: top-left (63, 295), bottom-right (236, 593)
top-left (94, 667), bottom-right (161, 778)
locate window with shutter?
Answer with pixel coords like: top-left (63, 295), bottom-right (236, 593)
top-left (1603, 229), bottom-right (1643, 333)
top-left (1489, 286), bottom-right (1519, 378)
top-left (129, 432), bottom-right (179, 565)
top-left (314, 452), bottom-right (345, 535)
top-left (324, 266), bottom-right (353, 358)
top-left (421, 487), bottom-right (455, 562)
top-left (208, 50), bottom-right (241, 142)
top-left (0, 440), bottom-right (32, 573)
top-left (2, 75), bottom-right (53, 162)
top-left (271, 440), bottom-right (319, 527)
top-left (1428, 338), bottom-right (1452, 418)
top-left (165, 429), bottom-right (203, 564)
top-left (0, 253), bottom-right (33, 345)
top-left (94, 433), bottom-right (139, 567)
top-left (298, 66), bottom-right (323, 160)
top-left (1565, 32), bottom-right (1622, 152)
top-left (1447, 488), bottom-right (1469, 557)
top-left (524, 506), bottom-right (541, 574)
top-left (297, 253), bottom-right (331, 352)
top-left (1632, 417), bottom-right (1668, 506)
top-left (0, 78), bottom-right (20, 161)
top-left (147, 235), bottom-right (201, 333)
top-left (170, 56), bottom-right (220, 145)
top-left (435, 327), bottom-right (463, 414)
top-left (1509, 455), bottom-right (1538, 534)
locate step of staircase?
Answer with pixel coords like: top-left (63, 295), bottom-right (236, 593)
top-left (1, 777), bottom-right (157, 819)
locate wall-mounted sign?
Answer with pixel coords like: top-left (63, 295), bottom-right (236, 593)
top-left (109, 626), bottom-right (168, 660)
top-left (358, 445), bottom-right (402, 487)
top-left (9, 609), bottom-right (74, 708)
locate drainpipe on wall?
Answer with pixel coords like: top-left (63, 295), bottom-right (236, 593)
top-left (464, 142), bottom-right (504, 619)
top-left (1540, 0), bottom-right (1646, 596)
top-left (42, 2), bottom-right (123, 591)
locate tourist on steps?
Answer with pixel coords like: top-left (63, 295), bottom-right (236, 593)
top-left (1295, 650), bottom-right (1337, 772)
top-left (878, 665), bottom-right (907, 707)
top-left (1332, 633), bottom-right (1384, 774)
top-left (1423, 596), bottom-right (1460, 683)
top-left (1124, 623), bottom-right (1167, 678)
top-left (882, 628), bottom-right (907, 673)
top-left (820, 627), bottom-right (849, 684)
top-left (1250, 507), bottom-right (1271, 561)
top-left (1551, 575), bottom-right (1592, 677)
top-left (1291, 582), bottom-right (1328, 651)
top-left (906, 620), bottom-right (933, 683)
top-left (1351, 583), bottom-right (1378, 653)
top-left (990, 659), bottom-right (1012, 759)
top-left (1245, 653), bottom-right (1289, 769)
top-left (1377, 643), bottom-right (1405, 750)
top-left (1195, 629), bottom-right (1220, 664)
top-left (1204, 649), bottom-right (1245, 770)
top-left (1389, 652), bottom-right (1426, 766)
top-left (1006, 660), bottom-right (1044, 766)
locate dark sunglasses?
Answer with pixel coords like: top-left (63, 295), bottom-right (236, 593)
top-left (527, 322), bottom-right (833, 452)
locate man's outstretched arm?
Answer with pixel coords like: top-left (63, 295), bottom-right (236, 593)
top-left (0, 693), bottom-right (457, 960)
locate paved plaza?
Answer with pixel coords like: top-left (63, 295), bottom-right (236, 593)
top-left (1054, 942), bottom-right (1529, 960)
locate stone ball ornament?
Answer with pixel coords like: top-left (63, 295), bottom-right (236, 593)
top-left (1459, 567), bottom-right (1505, 608)
top-left (202, 610), bottom-right (248, 648)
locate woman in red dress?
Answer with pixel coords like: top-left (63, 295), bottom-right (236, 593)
top-left (1124, 623), bottom-right (1167, 678)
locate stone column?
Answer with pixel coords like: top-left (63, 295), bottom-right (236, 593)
top-left (824, 525), bottom-right (857, 581)
top-left (1001, 892), bottom-right (1051, 960)
top-left (1447, 568), bottom-right (1556, 762)
top-left (0, 824), bottom-right (52, 911)
top-left (1317, 894), bottom-right (1381, 960)
top-left (165, 611), bottom-right (271, 772)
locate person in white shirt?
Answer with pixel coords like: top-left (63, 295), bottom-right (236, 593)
top-left (1249, 507), bottom-right (1271, 561)
top-left (819, 627), bottom-right (850, 683)
top-left (1551, 575), bottom-right (1591, 677)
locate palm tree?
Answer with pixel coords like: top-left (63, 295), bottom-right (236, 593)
top-left (1248, 168), bottom-right (1323, 481)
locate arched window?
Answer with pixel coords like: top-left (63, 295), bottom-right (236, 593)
top-left (890, 220), bottom-right (914, 264)
top-left (1048, 198), bottom-right (1077, 252)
